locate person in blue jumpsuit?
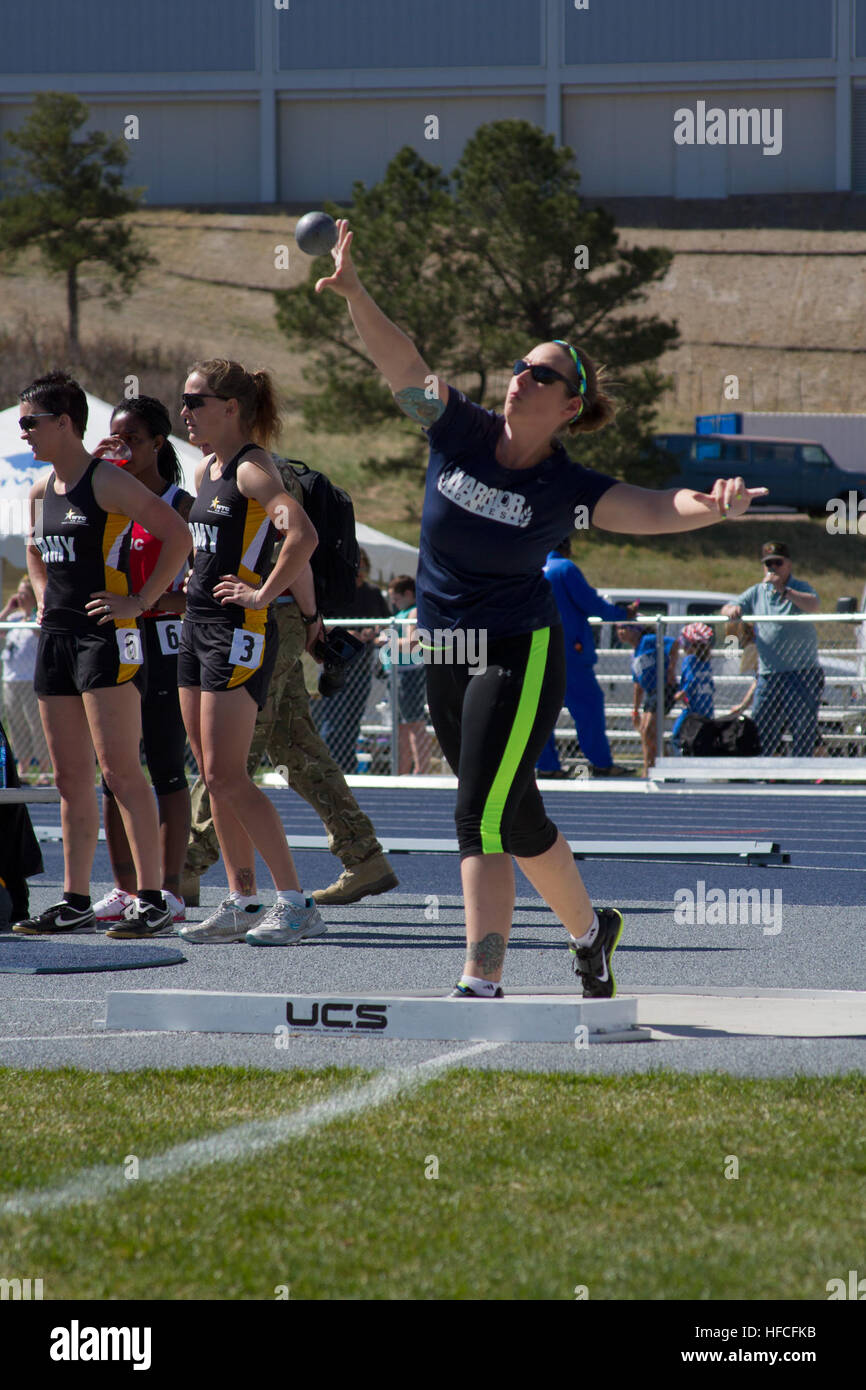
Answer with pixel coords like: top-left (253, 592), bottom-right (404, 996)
top-left (536, 536), bottom-right (635, 777)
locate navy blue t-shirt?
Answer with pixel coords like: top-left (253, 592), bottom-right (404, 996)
top-left (416, 390), bottom-right (618, 640)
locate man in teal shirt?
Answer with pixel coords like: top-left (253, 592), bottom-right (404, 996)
top-left (722, 541), bottom-right (823, 757)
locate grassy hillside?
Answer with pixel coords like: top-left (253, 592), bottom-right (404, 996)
top-left (3, 211), bottom-right (865, 605)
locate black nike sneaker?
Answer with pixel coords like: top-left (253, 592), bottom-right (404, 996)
top-left (448, 983), bottom-right (504, 999)
top-left (12, 901), bottom-right (96, 935)
top-left (106, 898), bottom-right (172, 939)
top-left (568, 908), bottom-right (624, 999)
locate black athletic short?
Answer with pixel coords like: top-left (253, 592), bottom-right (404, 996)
top-left (34, 627), bottom-right (143, 698)
top-left (177, 616), bottom-right (278, 710)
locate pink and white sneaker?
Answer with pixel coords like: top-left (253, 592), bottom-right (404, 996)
top-left (92, 888), bottom-right (136, 923)
top-left (163, 890), bottom-right (186, 924)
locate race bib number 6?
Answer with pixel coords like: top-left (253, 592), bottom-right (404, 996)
top-left (229, 628), bottom-right (265, 670)
top-left (117, 628), bottom-right (143, 666)
top-left (156, 619), bottom-right (182, 656)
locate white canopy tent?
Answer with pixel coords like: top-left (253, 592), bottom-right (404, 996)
top-left (356, 521), bottom-right (418, 586)
top-left (0, 393), bottom-right (418, 589)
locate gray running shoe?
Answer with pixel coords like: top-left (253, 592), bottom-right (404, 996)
top-left (245, 897), bottom-right (328, 946)
top-left (177, 898), bottom-right (267, 943)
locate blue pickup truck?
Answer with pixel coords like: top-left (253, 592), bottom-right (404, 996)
top-left (653, 433), bottom-right (866, 515)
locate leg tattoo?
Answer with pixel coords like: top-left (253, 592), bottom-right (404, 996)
top-left (237, 867), bottom-right (256, 898)
top-left (467, 932), bottom-right (507, 977)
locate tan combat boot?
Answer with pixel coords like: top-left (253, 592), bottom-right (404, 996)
top-left (312, 853), bottom-right (398, 906)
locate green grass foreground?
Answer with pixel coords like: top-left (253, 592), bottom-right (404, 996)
top-left (1, 1066), bottom-right (865, 1300)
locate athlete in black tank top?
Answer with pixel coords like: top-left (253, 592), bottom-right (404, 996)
top-left (186, 443), bottom-right (279, 629)
top-left (12, 372), bottom-right (191, 939)
top-left (175, 360), bottom-right (323, 943)
top-left (38, 459), bottom-right (134, 634)
top-left (86, 396), bottom-right (195, 932)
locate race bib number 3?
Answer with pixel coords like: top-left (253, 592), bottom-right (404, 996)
top-left (117, 628), bottom-right (143, 666)
top-left (156, 619), bottom-right (182, 656)
top-left (229, 628), bottom-right (265, 670)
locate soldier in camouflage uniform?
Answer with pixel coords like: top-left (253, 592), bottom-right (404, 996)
top-left (182, 461), bottom-right (397, 907)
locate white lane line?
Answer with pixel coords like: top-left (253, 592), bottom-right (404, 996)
top-left (0, 1039), bottom-right (503, 1217)
top-left (0, 1031), bottom-right (169, 1043)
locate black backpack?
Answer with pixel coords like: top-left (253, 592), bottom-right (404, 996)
top-left (680, 713), bottom-right (761, 757)
top-left (680, 713), bottom-right (721, 756)
top-left (716, 714), bottom-right (761, 756)
top-left (276, 459), bottom-right (361, 616)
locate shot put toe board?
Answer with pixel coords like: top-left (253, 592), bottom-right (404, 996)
top-left (103, 989), bottom-right (649, 1043)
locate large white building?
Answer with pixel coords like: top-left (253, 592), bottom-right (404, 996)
top-left (2, 0), bottom-right (865, 204)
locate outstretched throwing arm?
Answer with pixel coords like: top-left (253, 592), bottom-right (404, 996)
top-left (315, 218), bottom-right (449, 426)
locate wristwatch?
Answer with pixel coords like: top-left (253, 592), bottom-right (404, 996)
top-left (300, 609), bottom-right (320, 626)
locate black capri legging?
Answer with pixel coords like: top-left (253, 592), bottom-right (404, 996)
top-left (425, 624), bottom-right (566, 860)
top-left (102, 618), bottom-right (188, 799)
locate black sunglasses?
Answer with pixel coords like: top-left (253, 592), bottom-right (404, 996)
top-left (513, 359), bottom-right (580, 393)
top-left (182, 393), bottom-right (227, 411)
top-left (19, 413), bottom-right (57, 431)
top-left (763, 558), bottom-right (785, 568)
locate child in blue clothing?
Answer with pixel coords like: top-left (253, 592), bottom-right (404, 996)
top-left (616, 622), bottom-right (678, 776)
top-left (671, 622), bottom-right (716, 754)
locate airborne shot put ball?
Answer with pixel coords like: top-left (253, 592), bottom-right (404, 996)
top-left (294, 211), bottom-right (338, 256)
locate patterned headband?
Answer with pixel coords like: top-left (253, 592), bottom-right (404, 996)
top-left (553, 339), bottom-right (587, 420)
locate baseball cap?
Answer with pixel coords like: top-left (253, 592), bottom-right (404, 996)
top-left (761, 541), bottom-right (790, 562)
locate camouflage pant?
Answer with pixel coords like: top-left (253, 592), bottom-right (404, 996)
top-left (185, 602), bottom-right (383, 874)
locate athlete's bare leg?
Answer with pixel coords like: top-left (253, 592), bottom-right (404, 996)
top-left (199, 687), bottom-right (300, 894)
top-left (38, 695), bottom-right (98, 896)
top-left (84, 683), bottom-right (162, 892)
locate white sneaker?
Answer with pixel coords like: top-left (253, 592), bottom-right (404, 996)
top-left (245, 897), bottom-right (328, 946)
top-left (177, 897), bottom-right (267, 943)
top-left (92, 888), bottom-right (136, 922)
top-left (163, 889), bottom-right (186, 924)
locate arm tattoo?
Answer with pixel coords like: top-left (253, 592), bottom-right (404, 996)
top-left (467, 932), bottom-right (507, 977)
top-left (394, 386), bottom-right (446, 426)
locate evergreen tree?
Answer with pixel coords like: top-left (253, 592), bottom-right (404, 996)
top-left (0, 92), bottom-right (153, 355)
top-left (275, 121), bottom-right (679, 485)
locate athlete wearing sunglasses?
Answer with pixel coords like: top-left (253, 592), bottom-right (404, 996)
top-left (19, 413), bottom-right (57, 431)
top-left (314, 216), bottom-right (768, 1004)
top-left (181, 393), bottom-right (227, 412)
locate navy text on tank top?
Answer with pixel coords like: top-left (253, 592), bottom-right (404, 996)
top-left (186, 445), bottom-right (278, 632)
top-left (37, 459), bottom-right (134, 636)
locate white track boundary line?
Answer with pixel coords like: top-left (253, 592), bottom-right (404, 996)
top-left (0, 1040), bottom-right (503, 1218)
top-left (0, 1032), bottom-right (169, 1043)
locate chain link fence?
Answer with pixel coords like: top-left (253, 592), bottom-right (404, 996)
top-left (307, 616), bottom-right (444, 776)
top-left (5, 613), bottom-right (863, 784)
top-left (0, 619), bottom-right (51, 784)
top-left (585, 612), bottom-right (866, 774)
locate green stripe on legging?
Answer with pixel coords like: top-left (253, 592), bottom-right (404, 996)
top-left (480, 627), bottom-right (550, 854)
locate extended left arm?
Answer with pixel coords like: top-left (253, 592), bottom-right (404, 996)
top-left (593, 476), bottom-right (768, 534)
